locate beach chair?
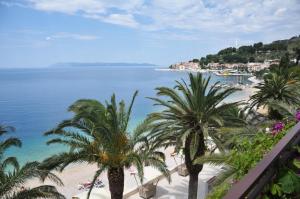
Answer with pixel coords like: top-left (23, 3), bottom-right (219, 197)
top-left (177, 164), bottom-right (189, 176)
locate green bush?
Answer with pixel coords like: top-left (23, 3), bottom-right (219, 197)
top-left (229, 123), bottom-right (292, 180)
top-left (206, 183), bottom-right (230, 199)
top-left (206, 121), bottom-right (297, 198)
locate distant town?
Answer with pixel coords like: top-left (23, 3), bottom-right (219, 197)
top-left (169, 59), bottom-right (282, 72)
top-left (169, 35), bottom-right (300, 75)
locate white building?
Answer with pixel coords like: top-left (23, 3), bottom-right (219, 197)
top-left (247, 62), bottom-right (270, 72)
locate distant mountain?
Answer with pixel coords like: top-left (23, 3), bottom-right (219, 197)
top-left (51, 62), bottom-right (157, 67)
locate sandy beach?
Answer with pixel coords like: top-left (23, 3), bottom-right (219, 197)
top-left (27, 147), bottom-right (185, 198)
top-left (27, 146), bottom-right (222, 199)
top-left (26, 163), bottom-right (99, 198)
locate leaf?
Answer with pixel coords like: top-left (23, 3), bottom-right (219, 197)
top-left (293, 158), bottom-right (300, 169)
top-left (271, 183), bottom-right (277, 195)
top-left (271, 183), bottom-right (282, 196)
top-left (295, 145), bottom-right (300, 153)
top-left (278, 170), bottom-right (300, 194)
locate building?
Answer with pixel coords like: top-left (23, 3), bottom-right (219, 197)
top-left (265, 59), bottom-right (280, 66)
top-left (169, 61), bottom-right (199, 70)
top-left (247, 62), bottom-right (270, 72)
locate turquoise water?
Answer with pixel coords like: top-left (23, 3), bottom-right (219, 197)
top-left (0, 66), bottom-right (250, 164)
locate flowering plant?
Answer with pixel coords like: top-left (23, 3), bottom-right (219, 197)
top-left (272, 122), bottom-right (285, 135)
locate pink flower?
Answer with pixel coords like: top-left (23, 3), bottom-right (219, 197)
top-left (272, 122), bottom-right (284, 135)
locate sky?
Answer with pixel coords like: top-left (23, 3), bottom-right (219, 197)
top-left (0, 0), bottom-right (300, 68)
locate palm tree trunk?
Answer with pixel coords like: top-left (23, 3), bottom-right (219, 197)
top-left (108, 167), bottom-right (124, 199)
top-left (184, 130), bottom-right (205, 199)
top-left (188, 171), bottom-right (199, 199)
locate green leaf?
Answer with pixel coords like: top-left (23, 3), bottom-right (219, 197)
top-left (271, 183), bottom-right (282, 196)
top-left (293, 158), bottom-right (300, 169)
top-left (294, 145), bottom-right (300, 153)
top-left (271, 183), bottom-right (277, 195)
top-left (262, 195), bottom-right (270, 199)
top-left (278, 170), bottom-right (300, 194)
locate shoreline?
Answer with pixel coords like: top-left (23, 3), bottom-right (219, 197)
top-left (155, 68), bottom-right (253, 76)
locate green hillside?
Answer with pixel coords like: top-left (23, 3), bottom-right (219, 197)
top-left (196, 35), bottom-right (300, 65)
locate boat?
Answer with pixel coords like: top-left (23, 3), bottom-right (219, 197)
top-left (214, 69), bottom-right (252, 76)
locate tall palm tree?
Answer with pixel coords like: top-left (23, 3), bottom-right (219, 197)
top-left (147, 73), bottom-right (240, 199)
top-left (249, 71), bottom-right (300, 120)
top-left (0, 125), bottom-right (65, 199)
top-left (44, 91), bottom-right (169, 199)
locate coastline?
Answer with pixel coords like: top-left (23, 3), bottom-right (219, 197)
top-left (156, 68), bottom-right (259, 102)
top-left (155, 68), bottom-right (252, 76)
top-left (25, 75), bottom-right (257, 198)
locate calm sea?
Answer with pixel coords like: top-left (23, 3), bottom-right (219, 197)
top-left (0, 66), bottom-right (250, 164)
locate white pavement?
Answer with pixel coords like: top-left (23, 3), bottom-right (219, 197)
top-left (73, 147), bottom-right (222, 199)
top-left (127, 164), bottom-right (222, 199)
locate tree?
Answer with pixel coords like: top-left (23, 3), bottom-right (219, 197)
top-left (293, 48), bottom-right (300, 65)
top-left (238, 45), bottom-right (255, 54)
top-left (0, 125), bottom-right (20, 171)
top-left (44, 91), bottom-right (169, 199)
top-left (0, 125), bottom-right (65, 199)
top-left (249, 71), bottom-right (300, 120)
top-left (218, 47), bottom-right (236, 55)
top-left (249, 57), bottom-right (255, 63)
top-left (206, 54), bottom-right (219, 63)
top-left (223, 54), bottom-right (248, 63)
top-left (279, 53), bottom-right (290, 68)
top-left (199, 57), bottom-right (208, 67)
top-left (148, 73), bottom-right (240, 199)
top-left (253, 42), bottom-right (263, 50)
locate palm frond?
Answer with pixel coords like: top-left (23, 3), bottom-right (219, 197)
top-left (9, 185), bottom-right (65, 199)
top-left (194, 153), bottom-right (229, 166)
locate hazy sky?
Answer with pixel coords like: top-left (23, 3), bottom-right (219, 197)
top-left (0, 0), bottom-right (300, 68)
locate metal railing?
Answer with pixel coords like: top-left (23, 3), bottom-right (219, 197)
top-left (224, 122), bottom-right (300, 199)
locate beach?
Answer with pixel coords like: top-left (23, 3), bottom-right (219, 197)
top-left (27, 146), bottom-right (222, 199)
top-left (27, 147), bottom-right (182, 198)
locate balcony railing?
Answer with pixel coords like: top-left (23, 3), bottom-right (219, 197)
top-left (224, 122), bottom-right (300, 199)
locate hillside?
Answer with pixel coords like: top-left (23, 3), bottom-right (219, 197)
top-left (196, 35), bottom-right (300, 65)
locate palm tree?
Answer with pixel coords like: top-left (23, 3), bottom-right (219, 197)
top-left (0, 125), bottom-right (65, 199)
top-left (249, 71), bottom-right (300, 120)
top-left (44, 91), bottom-right (169, 199)
top-left (0, 125), bottom-right (21, 171)
top-left (266, 101), bottom-right (299, 121)
top-left (147, 73), bottom-right (240, 199)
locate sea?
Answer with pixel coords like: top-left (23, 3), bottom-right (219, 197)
top-left (0, 66), bottom-right (251, 164)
